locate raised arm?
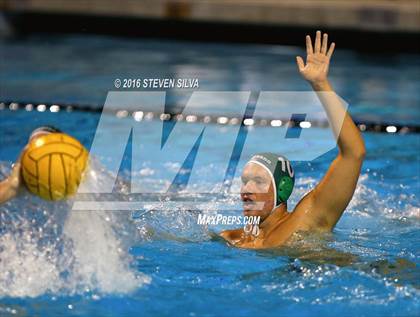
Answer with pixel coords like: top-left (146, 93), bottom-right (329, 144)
top-left (296, 31), bottom-right (366, 229)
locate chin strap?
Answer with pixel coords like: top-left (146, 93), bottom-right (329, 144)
top-left (243, 202), bottom-right (285, 238)
top-left (243, 223), bottom-right (260, 237)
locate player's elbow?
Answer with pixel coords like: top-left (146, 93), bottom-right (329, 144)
top-left (354, 145), bottom-right (366, 161)
top-left (343, 143), bottom-right (366, 161)
top-left (356, 135), bottom-right (367, 160)
top-left (341, 148), bottom-right (366, 161)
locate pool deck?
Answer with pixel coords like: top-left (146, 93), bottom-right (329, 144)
top-left (1, 0), bottom-right (419, 33)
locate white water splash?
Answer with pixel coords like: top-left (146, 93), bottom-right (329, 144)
top-left (0, 231), bottom-right (62, 297)
top-left (1, 160), bottom-right (418, 298)
top-left (0, 160), bottom-right (150, 298)
top-left (62, 210), bottom-right (150, 295)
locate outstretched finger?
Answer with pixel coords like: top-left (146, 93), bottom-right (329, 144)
top-left (314, 30), bottom-right (321, 53)
top-left (327, 42), bottom-right (336, 58)
top-left (296, 56), bottom-right (305, 72)
top-left (306, 35), bottom-right (313, 55)
top-left (321, 33), bottom-right (328, 54)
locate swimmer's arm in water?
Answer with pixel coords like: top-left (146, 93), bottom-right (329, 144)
top-left (0, 161), bottom-right (22, 204)
top-left (219, 228), bottom-right (242, 243)
top-left (295, 31), bottom-right (366, 230)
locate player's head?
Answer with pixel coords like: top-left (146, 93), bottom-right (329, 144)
top-left (29, 126), bottom-right (62, 141)
top-left (241, 153), bottom-right (294, 220)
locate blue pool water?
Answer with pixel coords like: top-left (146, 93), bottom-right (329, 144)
top-left (0, 34), bottom-right (419, 317)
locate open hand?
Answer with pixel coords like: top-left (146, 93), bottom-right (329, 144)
top-left (296, 31), bottom-right (335, 85)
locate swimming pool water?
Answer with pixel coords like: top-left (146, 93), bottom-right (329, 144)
top-left (0, 34), bottom-right (419, 317)
top-left (1, 34), bottom-right (419, 124)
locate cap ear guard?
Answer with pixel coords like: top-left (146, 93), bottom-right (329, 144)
top-left (248, 152), bottom-right (295, 209)
top-left (277, 176), bottom-right (294, 204)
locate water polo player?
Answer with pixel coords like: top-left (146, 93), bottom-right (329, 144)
top-left (0, 126), bottom-right (88, 203)
top-left (220, 31), bottom-right (366, 248)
